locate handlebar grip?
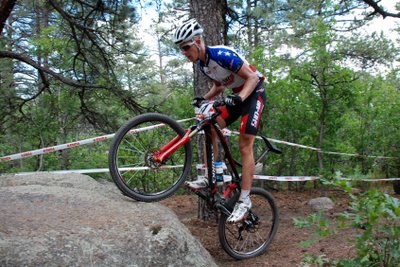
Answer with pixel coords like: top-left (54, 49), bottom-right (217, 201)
top-left (212, 99), bottom-right (225, 108)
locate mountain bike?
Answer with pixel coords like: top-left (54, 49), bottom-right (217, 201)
top-left (108, 100), bottom-right (282, 259)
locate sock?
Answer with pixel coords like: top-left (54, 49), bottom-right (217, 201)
top-left (239, 190), bottom-right (251, 204)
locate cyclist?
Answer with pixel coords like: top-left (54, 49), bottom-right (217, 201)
top-left (172, 19), bottom-right (266, 223)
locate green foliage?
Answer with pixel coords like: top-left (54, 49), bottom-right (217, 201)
top-left (1, 0), bottom-right (400, 185)
top-left (347, 189), bottom-right (400, 266)
top-left (293, 211), bottom-right (336, 247)
top-left (302, 254), bottom-right (330, 267)
top-left (295, 179), bottom-right (400, 266)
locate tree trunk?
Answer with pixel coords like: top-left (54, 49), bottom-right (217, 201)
top-left (189, 0), bottom-right (228, 220)
top-left (190, 0), bottom-right (228, 165)
top-left (190, 0), bottom-right (228, 96)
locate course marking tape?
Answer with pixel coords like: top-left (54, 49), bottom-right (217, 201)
top-left (0, 118), bottom-right (193, 162)
top-left (10, 165), bottom-right (184, 176)
top-left (1, 134), bottom-right (114, 162)
top-left (1, 117), bottom-right (397, 163)
top-left (3, 168), bottom-right (400, 182)
top-left (254, 175), bottom-right (319, 181)
top-left (232, 131), bottom-right (397, 159)
top-left (337, 177), bottom-right (400, 182)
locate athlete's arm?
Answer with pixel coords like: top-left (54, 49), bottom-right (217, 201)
top-left (204, 81), bottom-right (225, 100)
top-left (236, 63), bottom-right (260, 101)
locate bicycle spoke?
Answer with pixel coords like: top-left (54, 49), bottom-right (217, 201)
top-left (219, 187), bottom-right (279, 259)
top-left (109, 113), bottom-right (192, 202)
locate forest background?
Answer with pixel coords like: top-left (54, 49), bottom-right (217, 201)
top-left (0, 0), bottom-right (399, 183)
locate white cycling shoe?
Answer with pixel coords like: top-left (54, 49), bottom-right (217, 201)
top-left (185, 176), bottom-right (208, 190)
top-left (227, 200), bottom-right (252, 223)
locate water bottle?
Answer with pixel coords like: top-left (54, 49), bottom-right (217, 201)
top-left (214, 161), bottom-right (224, 187)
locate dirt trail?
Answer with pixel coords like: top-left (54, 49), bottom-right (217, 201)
top-left (162, 189), bottom-right (357, 267)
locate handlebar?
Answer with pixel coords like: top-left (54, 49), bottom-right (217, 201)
top-left (211, 99), bottom-right (225, 108)
top-left (193, 99), bottom-right (225, 109)
top-left (192, 100), bottom-right (224, 130)
top-left (193, 99), bottom-right (283, 156)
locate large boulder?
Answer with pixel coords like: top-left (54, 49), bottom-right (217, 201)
top-left (0, 173), bottom-right (217, 267)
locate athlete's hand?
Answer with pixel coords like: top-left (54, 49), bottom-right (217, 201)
top-left (224, 95), bottom-right (242, 107)
top-left (192, 97), bottom-right (205, 108)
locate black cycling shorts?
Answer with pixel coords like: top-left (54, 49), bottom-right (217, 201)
top-left (220, 80), bottom-right (266, 135)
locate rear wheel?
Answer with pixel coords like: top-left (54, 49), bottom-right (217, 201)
top-left (218, 187), bottom-right (279, 259)
top-left (108, 113), bottom-right (192, 202)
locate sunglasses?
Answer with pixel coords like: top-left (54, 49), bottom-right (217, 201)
top-left (179, 42), bottom-right (195, 51)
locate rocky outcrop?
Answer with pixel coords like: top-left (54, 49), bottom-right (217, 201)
top-left (308, 197), bottom-right (334, 211)
top-left (0, 173), bottom-right (217, 267)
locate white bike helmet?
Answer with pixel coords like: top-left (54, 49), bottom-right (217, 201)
top-left (172, 19), bottom-right (204, 45)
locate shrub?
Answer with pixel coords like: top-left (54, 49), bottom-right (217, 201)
top-left (295, 178), bottom-right (400, 266)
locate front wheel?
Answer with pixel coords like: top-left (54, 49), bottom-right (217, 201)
top-left (218, 187), bottom-right (279, 259)
top-left (108, 113), bottom-right (193, 202)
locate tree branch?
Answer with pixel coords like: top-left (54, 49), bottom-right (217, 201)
top-left (362, 0), bottom-right (400, 19)
top-left (0, 0), bottom-right (17, 36)
top-left (0, 50), bottom-right (102, 88)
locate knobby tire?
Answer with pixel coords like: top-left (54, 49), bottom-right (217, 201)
top-left (108, 113), bottom-right (192, 202)
top-left (218, 187), bottom-right (279, 259)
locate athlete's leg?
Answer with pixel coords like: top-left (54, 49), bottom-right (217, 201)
top-left (228, 84), bottom-right (266, 223)
top-left (239, 133), bottom-right (256, 193)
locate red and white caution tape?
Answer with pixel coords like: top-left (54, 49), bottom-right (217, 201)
top-left (254, 175), bottom-right (319, 181)
top-left (267, 137), bottom-right (397, 159)
top-left (233, 131), bottom-right (397, 159)
top-left (1, 134), bottom-right (114, 162)
top-left (338, 177), bottom-right (400, 182)
top-left (11, 165), bottom-right (184, 176)
top-left (0, 118), bottom-right (194, 162)
top-left (5, 168), bottom-right (400, 182)
top-left (1, 117), bottom-right (397, 163)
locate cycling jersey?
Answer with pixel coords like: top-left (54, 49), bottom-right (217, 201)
top-left (197, 45), bottom-right (266, 135)
top-left (197, 45), bottom-right (264, 93)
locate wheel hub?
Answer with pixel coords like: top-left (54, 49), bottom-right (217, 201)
top-left (145, 151), bottom-right (162, 168)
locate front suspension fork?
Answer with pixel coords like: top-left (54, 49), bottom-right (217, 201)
top-left (152, 127), bottom-right (198, 163)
